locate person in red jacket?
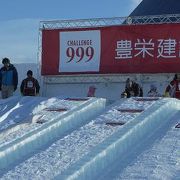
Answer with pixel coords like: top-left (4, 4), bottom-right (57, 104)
top-left (87, 85), bottom-right (96, 97)
top-left (165, 74), bottom-right (180, 99)
top-left (20, 70), bottom-right (40, 96)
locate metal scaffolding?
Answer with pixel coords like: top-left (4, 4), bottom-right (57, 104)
top-left (40, 14), bottom-right (180, 30)
top-left (38, 14), bottom-right (180, 96)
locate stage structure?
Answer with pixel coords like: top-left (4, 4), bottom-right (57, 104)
top-left (38, 14), bottom-right (180, 99)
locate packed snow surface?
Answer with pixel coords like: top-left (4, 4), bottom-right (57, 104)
top-left (0, 96), bottom-right (179, 180)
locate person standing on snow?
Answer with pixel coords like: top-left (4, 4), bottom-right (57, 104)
top-left (164, 73), bottom-right (180, 99)
top-left (0, 57), bottom-right (18, 99)
top-left (87, 85), bottom-right (96, 97)
top-left (20, 70), bottom-right (40, 96)
top-left (121, 78), bottom-right (143, 98)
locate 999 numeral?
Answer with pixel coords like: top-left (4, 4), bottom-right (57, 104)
top-left (66, 46), bottom-right (94, 63)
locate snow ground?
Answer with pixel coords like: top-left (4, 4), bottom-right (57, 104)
top-left (99, 109), bottom-right (180, 180)
top-left (0, 96), bottom-right (179, 179)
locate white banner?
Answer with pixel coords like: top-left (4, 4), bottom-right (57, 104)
top-left (59, 30), bottom-right (101, 72)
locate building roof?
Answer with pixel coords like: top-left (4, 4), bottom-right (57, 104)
top-left (130, 0), bottom-right (180, 16)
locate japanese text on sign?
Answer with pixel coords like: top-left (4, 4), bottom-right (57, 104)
top-left (115, 38), bottom-right (178, 59)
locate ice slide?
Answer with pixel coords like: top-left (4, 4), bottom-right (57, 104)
top-left (57, 98), bottom-right (180, 180)
top-left (1, 97), bottom-right (178, 179)
top-left (0, 97), bottom-right (106, 172)
top-left (99, 102), bottom-right (180, 180)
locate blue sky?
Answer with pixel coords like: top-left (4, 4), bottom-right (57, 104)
top-left (0, 0), bottom-right (142, 64)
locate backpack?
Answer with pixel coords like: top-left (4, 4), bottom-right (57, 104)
top-left (23, 78), bottom-right (36, 96)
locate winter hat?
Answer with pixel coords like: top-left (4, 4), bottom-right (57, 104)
top-left (27, 70), bottom-right (33, 76)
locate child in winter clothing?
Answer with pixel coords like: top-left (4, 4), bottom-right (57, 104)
top-left (87, 85), bottom-right (96, 97)
top-left (20, 70), bottom-right (40, 96)
top-left (147, 84), bottom-right (161, 97)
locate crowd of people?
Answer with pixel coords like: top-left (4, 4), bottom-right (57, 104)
top-left (0, 57), bottom-right (180, 100)
top-left (122, 75), bottom-right (180, 99)
top-left (90, 76), bottom-right (180, 100)
top-left (121, 75), bottom-right (180, 99)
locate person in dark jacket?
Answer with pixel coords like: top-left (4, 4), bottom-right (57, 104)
top-left (164, 73), bottom-right (180, 99)
top-left (20, 70), bottom-right (40, 96)
top-left (0, 57), bottom-right (18, 99)
top-left (121, 78), bottom-right (143, 98)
